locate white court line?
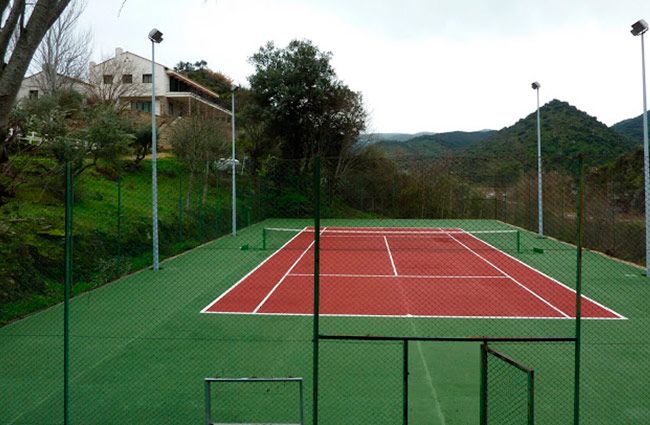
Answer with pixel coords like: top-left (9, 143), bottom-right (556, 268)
top-left (384, 236), bottom-right (398, 276)
top-left (200, 227), bottom-right (309, 314)
top-left (288, 273), bottom-right (506, 279)
top-left (204, 311), bottom-right (615, 320)
top-left (446, 233), bottom-right (571, 318)
top-left (252, 227), bottom-right (327, 313)
top-left (461, 230), bottom-right (627, 320)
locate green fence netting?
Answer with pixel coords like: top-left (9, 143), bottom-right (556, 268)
top-left (1, 151), bottom-right (648, 424)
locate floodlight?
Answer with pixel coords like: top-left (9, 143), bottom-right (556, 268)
top-left (631, 20), bottom-right (648, 36)
top-left (531, 81), bottom-right (541, 90)
top-left (148, 28), bottom-right (163, 43)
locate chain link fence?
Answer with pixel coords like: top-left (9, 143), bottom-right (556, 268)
top-left (1, 151), bottom-right (648, 424)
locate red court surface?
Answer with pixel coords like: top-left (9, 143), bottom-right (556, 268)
top-left (202, 227), bottom-right (624, 320)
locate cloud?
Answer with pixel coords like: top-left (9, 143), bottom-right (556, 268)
top-left (82, 0), bottom-right (650, 132)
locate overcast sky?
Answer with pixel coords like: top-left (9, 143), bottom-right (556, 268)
top-left (79, 0), bottom-right (650, 134)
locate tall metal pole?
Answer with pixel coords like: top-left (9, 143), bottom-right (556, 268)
top-left (535, 85), bottom-right (544, 237)
top-left (63, 162), bottom-right (72, 425)
top-left (573, 154), bottom-right (585, 425)
top-left (641, 32), bottom-right (650, 276)
top-left (312, 156), bottom-right (321, 425)
top-left (151, 40), bottom-right (160, 271)
top-left (231, 91), bottom-right (237, 236)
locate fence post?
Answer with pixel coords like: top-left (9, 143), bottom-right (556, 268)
top-left (403, 339), bottom-right (409, 425)
top-left (573, 154), bottom-right (585, 425)
top-left (479, 341), bottom-right (487, 425)
top-left (64, 162), bottom-right (73, 425)
top-left (312, 156), bottom-right (321, 425)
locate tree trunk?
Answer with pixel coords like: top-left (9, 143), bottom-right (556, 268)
top-left (201, 160), bottom-right (209, 207)
top-left (186, 171), bottom-right (194, 209)
top-left (0, 1), bottom-right (72, 196)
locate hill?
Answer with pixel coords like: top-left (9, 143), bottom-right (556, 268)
top-left (464, 99), bottom-right (636, 178)
top-left (371, 130), bottom-right (496, 159)
top-left (356, 132), bottom-right (437, 148)
top-left (611, 113), bottom-right (646, 143)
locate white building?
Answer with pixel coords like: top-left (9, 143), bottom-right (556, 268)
top-left (16, 70), bottom-right (93, 101)
top-left (88, 48), bottom-right (231, 119)
top-left (18, 47), bottom-right (231, 120)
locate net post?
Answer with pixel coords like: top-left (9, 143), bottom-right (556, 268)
top-left (312, 156), bottom-right (321, 425)
top-left (262, 227), bottom-right (267, 250)
top-left (528, 370), bottom-right (535, 425)
top-left (517, 229), bottom-right (521, 254)
top-left (299, 378), bottom-right (305, 425)
top-left (64, 162), bottom-right (73, 425)
top-left (573, 154), bottom-right (585, 425)
top-left (403, 339), bottom-right (409, 425)
top-left (479, 341), bottom-right (487, 425)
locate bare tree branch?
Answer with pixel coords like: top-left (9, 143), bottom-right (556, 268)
top-left (88, 53), bottom-right (143, 110)
top-left (32, 0), bottom-right (92, 95)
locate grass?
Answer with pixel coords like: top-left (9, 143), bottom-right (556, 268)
top-left (0, 156), bottom-right (242, 325)
top-left (0, 218), bottom-right (649, 424)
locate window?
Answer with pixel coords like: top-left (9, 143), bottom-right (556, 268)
top-left (103, 74), bottom-right (113, 84)
top-left (131, 101), bottom-right (152, 113)
top-left (142, 74), bottom-right (152, 83)
top-left (122, 74), bottom-right (133, 84)
top-left (28, 90), bottom-right (39, 99)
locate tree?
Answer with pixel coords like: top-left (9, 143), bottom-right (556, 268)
top-left (1, 1), bottom-right (72, 153)
top-left (173, 59), bottom-right (233, 97)
top-left (170, 116), bottom-right (229, 207)
top-left (247, 39), bottom-right (366, 175)
top-left (17, 94), bottom-right (134, 177)
top-left (31, 0), bottom-right (91, 95)
top-left (88, 53), bottom-right (141, 109)
top-left (1, 0), bottom-right (73, 202)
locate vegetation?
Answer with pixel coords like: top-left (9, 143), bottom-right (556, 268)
top-left (2, 35), bottom-right (650, 326)
top-left (612, 113), bottom-right (646, 144)
top-left (173, 60), bottom-right (233, 97)
top-left (371, 130), bottom-right (495, 159)
top-left (246, 40), bottom-right (366, 175)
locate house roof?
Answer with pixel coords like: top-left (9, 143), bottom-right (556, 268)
top-left (92, 49), bottom-right (221, 99)
top-left (24, 70), bottom-right (94, 88)
top-left (166, 70), bottom-right (221, 99)
top-left (91, 50), bottom-right (168, 70)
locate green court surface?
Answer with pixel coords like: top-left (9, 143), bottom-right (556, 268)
top-left (1, 219), bottom-right (649, 424)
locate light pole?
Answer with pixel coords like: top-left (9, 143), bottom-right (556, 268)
top-left (532, 81), bottom-right (543, 238)
top-left (148, 28), bottom-right (163, 271)
top-left (632, 19), bottom-right (649, 275)
top-left (231, 86), bottom-right (238, 236)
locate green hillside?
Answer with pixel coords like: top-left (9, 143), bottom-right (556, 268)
top-left (611, 113), bottom-right (646, 143)
top-left (463, 99), bottom-right (636, 178)
top-left (373, 130), bottom-right (495, 159)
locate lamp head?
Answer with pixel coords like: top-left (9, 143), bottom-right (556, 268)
top-left (531, 81), bottom-right (541, 90)
top-left (631, 20), bottom-right (648, 36)
top-left (148, 28), bottom-right (163, 43)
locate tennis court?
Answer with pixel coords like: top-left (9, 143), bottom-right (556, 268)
top-left (203, 227), bottom-right (622, 320)
top-left (2, 219), bottom-right (648, 424)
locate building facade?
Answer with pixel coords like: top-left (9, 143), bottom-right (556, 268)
top-left (88, 48), bottom-right (231, 120)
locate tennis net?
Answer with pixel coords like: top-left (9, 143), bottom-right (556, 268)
top-left (260, 227), bottom-right (521, 253)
